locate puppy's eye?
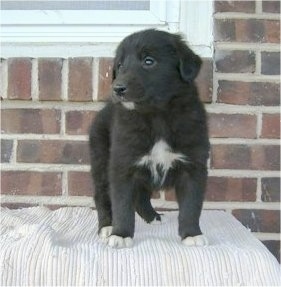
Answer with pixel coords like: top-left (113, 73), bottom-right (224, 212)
top-left (143, 56), bottom-right (156, 67)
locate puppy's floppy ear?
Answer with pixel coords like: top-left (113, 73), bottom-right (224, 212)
top-left (175, 35), bottom-right (202, 82)
top-left (112, 66), bottom-right (116, 81)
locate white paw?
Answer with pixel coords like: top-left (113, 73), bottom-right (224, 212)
top-left (107, 235), bottom-right (133, 249)
top-left (99, 226), bottom-right (113, 239)
top-left (182, 234), bottom-right (209, 247)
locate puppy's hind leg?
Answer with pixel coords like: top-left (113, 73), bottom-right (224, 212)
top-left (135, 190), bottom-right (162, 224)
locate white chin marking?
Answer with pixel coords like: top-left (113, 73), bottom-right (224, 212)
top-left (99, 226), bottom-right (113, 239)
top-left (182, 234), bottom-right (209, 247)
top-left (107, 235), bottom-right (133, 248)
top-left (121, 102), bottom-right (135, 110)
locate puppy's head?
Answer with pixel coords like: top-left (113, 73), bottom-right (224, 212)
top-left (112, 29), bottom-right (201, 109)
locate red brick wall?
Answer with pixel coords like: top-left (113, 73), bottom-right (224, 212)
top-left (1, 1), bottom-right (280, 261)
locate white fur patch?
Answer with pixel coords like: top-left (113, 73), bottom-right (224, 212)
top-left (182, 234), bottom-right (209, 247)
top-left (121, 102), bottom-right (135, 110)
top-left (99, 226), bottom-right (113, 239)
top-left (137, 140), bottom-right (187, 184)
top-left (107, 235), bottom-right (133, 248)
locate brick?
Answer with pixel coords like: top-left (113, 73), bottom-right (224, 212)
top-left (195, 58), bottom-right (213, 103)
top-left (209, 113), bottom-right (257, 138)
top-left (152, 190), bottom-right (161, 199)
top-left (214, 20), bottom-right (235, 42)
top-left (65, 110), bottom-right (96, 135)
top-left (232, 209), bottom-right (280, 233)
top-left (262, 240), bottom-right (280, 263)
top-left (165, 188), bottom-right (177, 201)
top-left (214, 1), bottom-right (255, 13)
top-left (211, 144), bottom-right (280, 170)
top-left (264, 20), bottom-right (281, 43)
top-left (98, 57), bottom-right (113, 101)
top-left (8, 58), bottom-right (31, 100)
top-left (68, 58), bottom-right (93, 101)
top-left (262, 1), bottom-right (280, 13)
top-left (261, 114), bottom-right (280, 138)
top-left (1, 171), bottom-right (62, 196)
top-left (261, 52), bottom-right (280, 75)
top-left (17, 140), bottom-right (90, 164)
top-left (217, 81), bottom-right (280, 106)
top-left (261, 178), bottom-right (280, 202)
top-left (215, 50), bottom-right (255, 73)
top-left (1, 140), bottom-right (13, 163)
top-left (68, 171), bottom-right (94, 196)
top-left (215, 19), bottom-right (280, 43)
top-left (1, 109), bottom-right (61, 134)
top-left (38, 58), bottom-right (62, 101)
top-left (206, 177), bottom-right (257, 201)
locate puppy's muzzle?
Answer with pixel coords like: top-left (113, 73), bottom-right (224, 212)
top-left (113, 84), bottom-right (127, 99)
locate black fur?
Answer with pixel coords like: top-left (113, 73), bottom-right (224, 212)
top-left (89, 29), bottom-right (209, 241)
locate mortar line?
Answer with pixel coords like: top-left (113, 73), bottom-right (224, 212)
top-left (2, 100), bottom-right (280, 113)
top-left (62, 171), bottom-right (68, 196)
top-left (253, 233), bottom-right (281, 241)
top-left (212, 56), bottom-right (218, 104)
top-left (92, 57), bottom-right (99, 101)
top-left (208, 169), bottom-right (280, 178)
top-left (1, 163), bottom-right (279, 178)
top-left (60, 109), bottom-right (66, 136)
top-left (210, 138), bottom-right (280, 144)
top-left (255, 0), bottom-right (263, 14)
top-left (61, 58), bottom-right (68, 101)
top-left (257, 112), bottom-right (263, 138)
top-left (0, 134), bottom-right (88, 140)
top-left (207, 104), bottom-right (279, 114)
top-left (214, 12), bottom-right (279, 20)
top-left (31, 58), bottom-right (39, 101)
top-left (255, 50), bottom-right (262, 75)
top-left (256, 177), bottom-right (262, 202)
top-left (1, 133), bottom-right (280, 145)
top-left (11, 139), bottom-right (17, 164)
top-left (2, 133), bottom-right (280, 144)
top-left (0, 195), bottom-right (95, 207)
top-left (60, 59), bottom-right (68, 136)
top-left (215, 42), bottom-right (280, 52)
top-left (215, 73), bottom-right (280, 82)
top-left (1, 59), bottom-right (8, 100)
top-left (1, 100), bottom-right (106, 110)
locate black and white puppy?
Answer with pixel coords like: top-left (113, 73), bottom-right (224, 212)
top-left (89, 29), bottom-right (210, 248)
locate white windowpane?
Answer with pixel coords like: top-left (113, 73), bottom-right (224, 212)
top-left (2, 0), bottom-right (150, 10)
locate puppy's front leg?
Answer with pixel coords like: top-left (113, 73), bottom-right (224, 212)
top-left (107, 180), bottom-right (135, 248)
top-left (175, 169), bottom-right (209, 246)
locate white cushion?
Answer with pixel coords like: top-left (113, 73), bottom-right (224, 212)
top-left (1, 207), bottom-right (280, 286)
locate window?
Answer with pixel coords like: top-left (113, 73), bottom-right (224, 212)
top-left (1, 0), bottom-right (213, 57)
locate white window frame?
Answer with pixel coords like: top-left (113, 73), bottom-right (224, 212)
top-left (1, 0), bottom-right (213, 57)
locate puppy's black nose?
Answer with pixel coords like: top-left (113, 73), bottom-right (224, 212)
top-left (113, 84), bottom-right (127, 96)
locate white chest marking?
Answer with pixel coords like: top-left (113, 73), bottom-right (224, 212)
top-left (137, 140), bottom-right (187, 184)
top-left (121, 102), bottom-right (135, 110)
